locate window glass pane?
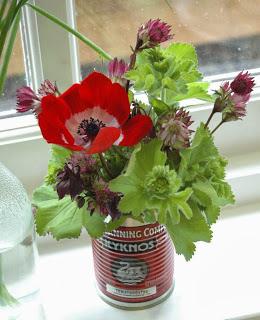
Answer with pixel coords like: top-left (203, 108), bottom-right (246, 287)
top-left (75, 0), bottom-right (260, 78)
top-left (0, 29), bottom-right (27, 117)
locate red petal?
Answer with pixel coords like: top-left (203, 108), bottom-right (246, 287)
top-left (80, 72), bottom-right (130, 125)
top-left (60, 83), bottom-right (86, 114)
top-left (41, 95), bottom-right (71, 122)
top-left (80, 72), bottom-right (111, 108)
top-left (39, 96), bottom-right (81, 150)
top-left (119, 115), bottom-right (153, 146)
top-left (38, 113), bottom-right (82, 151)
top-left (105, 83), bottom-right (130, 125)
top-left (87, 127), bottom-right (121, 154)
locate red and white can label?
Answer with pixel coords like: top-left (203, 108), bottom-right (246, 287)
top-left (92, 223), bottom-right (174, 305)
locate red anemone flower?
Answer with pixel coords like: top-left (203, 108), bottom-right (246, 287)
top-left (38, 72), bottom-right (153, 154)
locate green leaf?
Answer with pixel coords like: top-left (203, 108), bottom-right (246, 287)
top-left (32, 183), bottom-right (57, 206)
top-left (33, 184), bottom-right (109, 239)
top-left (212, 180), bottom-right (235, 206)
top-left (45, 145), bottom-right (72, 185)
top-left (144, 74), bottom-right (155, 90)
top-left (133, 139), bottom-right (166, 175)
top-left (82, 212), bottom-right (105, 238)
top-left (204, 205), bottom-right (220, 225)
top-left (118, 190), bottom-right (146, 216)
top-left (178, 124), bottom-right (234, 226)
top-left (174, 82), bottom-right (213, 102)
top-left (109, 139), bottom-right (167, 218)
top-left (126, 43), bottom-right (208, 105)
top-left (164, 43), bottom-right (198, 66)
top-left (166, 201), bottom-right (212, 261)
top-left (110, 139), bottom-right (193, 226)
top-left (192, 180), bottom-right (221, 208)
top-left (150, 98), bottom-right (171, 116)
top-left (167, 205), bottom-right (180, 225)
top-left (180, 124), bottom-right (218, 170)
top-left (144, 210), bottom-right (157, 224)
top-left (49, 144), bottom-right (72, 166)
top-left (33, 184), bottom-right (84, 240)
top-left (122, 139), bottom-right (166, 180)
top-left (109, 174), bottom-right (139, 194)
top-left (173, 188), bottom-right (193, 219)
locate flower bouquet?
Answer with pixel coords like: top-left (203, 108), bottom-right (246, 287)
top-left (17, 19), bottom-right (255, 307)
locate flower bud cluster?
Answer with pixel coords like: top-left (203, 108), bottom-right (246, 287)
top-left (214, 71), bottom-right (255, 122)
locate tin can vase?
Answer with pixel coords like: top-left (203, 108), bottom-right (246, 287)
top-left (92, 218), bottom-right (174, 310)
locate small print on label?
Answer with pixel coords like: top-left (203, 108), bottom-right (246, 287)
top-left (106, 284), bottom-right (156, 298)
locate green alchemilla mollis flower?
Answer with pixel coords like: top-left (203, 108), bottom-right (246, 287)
top-left (144, 165), bottom-right (181, 200)
top-left (109, 139), bottom-right (193, 225)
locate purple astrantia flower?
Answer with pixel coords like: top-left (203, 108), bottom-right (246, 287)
top-left (230, 71), bottom-right (255, 96)
top-left (158, 108), bottom-right (193, 150)
top-left (137, 19), bottom-right (173, 49)
top-left (108, 58), bottom-right (129, 81)
top-left (16, 80), bottom-right (57, 115)
top-left (56, 163), bottom-right (84, 200)
top-left (92, 179), bottom-right (121, 220)
top-left (70, 152), bottom-right (97, 175)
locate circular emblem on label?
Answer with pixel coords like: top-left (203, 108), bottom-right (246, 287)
top-left (111, 257), bottom-right (149, 285)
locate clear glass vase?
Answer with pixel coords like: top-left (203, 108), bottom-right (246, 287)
top-left (0, 162), bottom-right (40, 319)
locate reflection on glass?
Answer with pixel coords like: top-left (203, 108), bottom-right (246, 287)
top-left (0, 30), bottom-right (26, 115)
top-left (75, 0), bottom-right (260, 77)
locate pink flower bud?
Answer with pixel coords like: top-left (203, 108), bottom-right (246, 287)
top-left (230, 71), bottom-right (255, 96)
top-left (16, 80), bottom-right (58, 115)
top-left (137, 19), bottom-right (173, 49)
top-left (108, 58), bottom-right (128, 79)
top-left (16, 86), bottom-right (40, 113)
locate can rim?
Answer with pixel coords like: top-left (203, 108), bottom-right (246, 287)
top-left (122, 217), bottom-right (158, 227)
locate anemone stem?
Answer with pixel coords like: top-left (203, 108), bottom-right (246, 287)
top-left (98, 153), bottom-right (114, 179)
top-left (111, 146), bottom-right (129, 161)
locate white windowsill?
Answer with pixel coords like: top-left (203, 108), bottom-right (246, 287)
top-left (35, 202), bottom-right (260, 320)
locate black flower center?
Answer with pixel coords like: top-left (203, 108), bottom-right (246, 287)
top-left (77, 117), bottom-right (105, 141)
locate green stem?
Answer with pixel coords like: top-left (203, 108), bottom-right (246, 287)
top-left (0, 254), bottom-right (3, 283)
top-left (26, 3), bottom-right (112, 61)
top-left (204, 109), bottom-right (215, 128)
top-left (161, 88), bottom-right (166, 103)
top-left (211, 120), bottom-right (224, 134)
top-left (0, 0), bottom-right (8, 27)
top-left (11, 0), bottom-right (28, 24)
top-left (112, 146), bottom-right (129, 161)
top-left (0, 11), bottom-right (21, 94)
top-left (0, 253), bottom-right (19, 307)
top-left (0, 0), bottom-right (17, 59)
top-left (126, 43), bottom-right (139, 92)
top-left (98, 153), bottom-right (114, 179)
